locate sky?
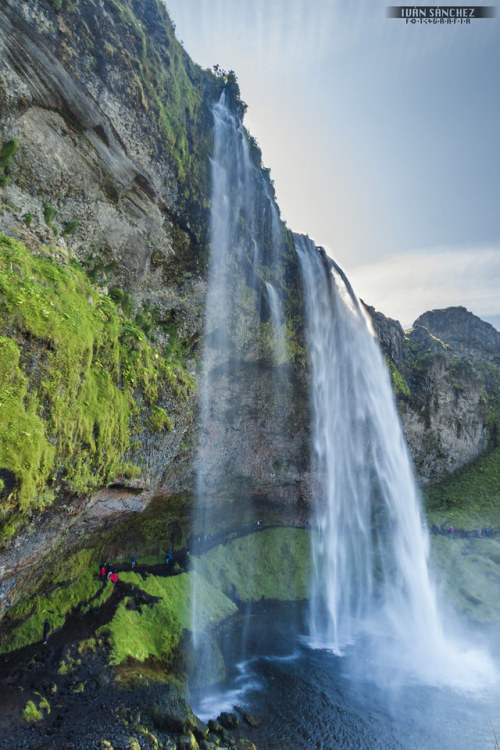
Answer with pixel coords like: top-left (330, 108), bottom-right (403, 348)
top-left (164, 0), bottom-right (500, 330)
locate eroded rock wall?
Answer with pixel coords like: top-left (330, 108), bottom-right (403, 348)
top-left (369, 305), bottom-right (499, 483)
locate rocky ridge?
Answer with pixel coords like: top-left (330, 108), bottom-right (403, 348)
top-left (369, 304), bottom-right (500, 482)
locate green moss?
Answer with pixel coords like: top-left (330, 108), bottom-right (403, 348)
top-left (1, 569), bottom-right (101, 653)
top-left (1, 549), bottom-right (112, 653)
top-left (42, 202), bottom-right (56, 226)
top-left (35, 693), bottom-right (51, 715)
top-left (386, 357), bottom-right (410, 397)
top-left (0, 336), bottom-right (55, 515)
top-left (108, 287), bottom-right (133, 316)
top-left (99, 571), bottom-right (234, 665)
top-left (424, 445), bottom-right (500, 528)
top-left (148, 405), bottom-right (172, 433)
top-left (0, 138), bottom-right (18, 170)
top-left (22, 700), bottom-right (43, 723)
top-left (99, 529), bottom-right (310, 667)
top-left (0, 233), bottom-right (193, 535)
top-left (430, 536), bottom-right (500, 623)
top-left (61, 219), bottom-right (79, 236)
top-left (198, 529), bottom-right (311, 603)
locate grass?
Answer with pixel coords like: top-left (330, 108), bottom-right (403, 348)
top-left (430, 536), bottom-right (500, 624)
top-left (198, 528), bottom-right (311, 603)
top-left (0, 139), bottom-right (18, 188)
top-left (424, 445), bottom-right (500, 528)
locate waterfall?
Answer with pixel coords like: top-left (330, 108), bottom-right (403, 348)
top-left (190, 89), bottom-right (494, 696)
top-left (191, 91), bottom-right (291, 690)
top-left (296, 234), bottom-right (495, 688)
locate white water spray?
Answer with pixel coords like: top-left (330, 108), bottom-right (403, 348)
top-left (296, 234), bottom-right (496, 689)
top-left (191, 92), bottom-right (292, 686)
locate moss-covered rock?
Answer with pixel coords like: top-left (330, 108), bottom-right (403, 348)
top-left (98, 571), bottom-right (235, 667)
top-left (197, 529), bottom-right (311, 604)
top-left (0, 547), bottom-right (113, 652)
top-left (0, 233), bottom-right (194, 541)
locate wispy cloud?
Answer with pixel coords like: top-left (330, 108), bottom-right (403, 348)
top-left (346, 245), bottom-right (500, 330)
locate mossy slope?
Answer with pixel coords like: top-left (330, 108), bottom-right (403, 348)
top-left (424, 445), bottom-right (500, 528)
top-left (99, 528), bottom-right (311, 667)
top-left (0, 548), bottom-right (113, 653)
top-left (431, 536), bottom-right (500, 624)
top-left (0, 233), bottom-right (193, 540)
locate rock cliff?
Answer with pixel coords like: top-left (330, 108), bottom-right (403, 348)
top-left (0, 0), bottom-right (309, 624)
top-left (369, 304), bottom-right (500, 483)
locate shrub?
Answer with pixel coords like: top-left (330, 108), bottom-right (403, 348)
top-left (42, 202), bottom-right (56, 225)
top-left (62, 219), bottom-right (79, 236)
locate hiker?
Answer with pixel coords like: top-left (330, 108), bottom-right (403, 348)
top-left (109, 571), bottom-right (118, 585)
top-left (131, 556), bottom-right (136, 570)
top-left (99, 563), bottom-right (107, 579)
top-left (165, 551), bottom-right (172, 566)
top-left (43, 618), bottom-right (51, 645)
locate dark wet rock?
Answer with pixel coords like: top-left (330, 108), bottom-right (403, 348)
top-left (234, 705), bottom-right (261, 727)
top-left (217, 711), bottom-right (239, 730)
top-left (148, 683), bottom-right (197, 735)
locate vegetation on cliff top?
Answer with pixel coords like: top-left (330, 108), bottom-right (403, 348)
top-left (0, 233), bottom-right (194, 541)
top-left (424, 444), bottom-right (500, 528)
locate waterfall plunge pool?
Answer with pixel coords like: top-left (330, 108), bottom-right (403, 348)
top-left (191, 601), bottom-right (500, 750)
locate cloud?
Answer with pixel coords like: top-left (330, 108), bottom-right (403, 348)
top-left (346, 245), bottom-right (500, 330)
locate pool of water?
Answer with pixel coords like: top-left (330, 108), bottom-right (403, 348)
top-left (191, 603), bottom-right (500, 750)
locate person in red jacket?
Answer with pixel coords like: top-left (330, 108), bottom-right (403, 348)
top-left (108, 571), bottom-right (118, 585)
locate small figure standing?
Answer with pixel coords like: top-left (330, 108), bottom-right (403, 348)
top-left (131, 556), bottom-right (136, 570)
top-left (43, 618), bottom-right (51, 645)
top-left (165, 551), bottom-right (172, 566)
top-left (108, 571), bottom-right (118, 585)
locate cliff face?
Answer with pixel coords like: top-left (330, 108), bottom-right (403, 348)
top-left (0, 0), bottom-right (310, 622)
top-left (370, 305), bottom-right (500, 483)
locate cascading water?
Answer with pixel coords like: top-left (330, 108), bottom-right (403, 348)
top-left (191, 91), bottom-right (293, 694)
top-left (295, 234), bottom-right (495, 688)
top-left (191, 88), bottom-right (494, 704)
